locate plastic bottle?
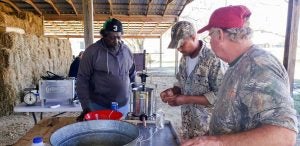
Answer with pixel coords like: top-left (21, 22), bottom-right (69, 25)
top-left (31, 136), bottom-right (44, 146)
top-left (155, 109), bottom-right (165, 129)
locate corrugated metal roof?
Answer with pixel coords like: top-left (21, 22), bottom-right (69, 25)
top-left (0, 0), bottom-right (193, 38)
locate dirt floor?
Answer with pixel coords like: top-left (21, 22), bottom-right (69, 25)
top-left (0, 76), bottom-right (181, 146)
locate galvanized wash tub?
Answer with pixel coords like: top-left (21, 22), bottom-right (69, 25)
top-left (50, 120), bottom-right (139, 146)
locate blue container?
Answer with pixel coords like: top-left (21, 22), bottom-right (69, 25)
top-left (111, 102), bottom-right (118, 110)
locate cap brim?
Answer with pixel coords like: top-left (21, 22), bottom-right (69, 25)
top-left (167, 39), bottom-right (178, 49)
top-left (197, 25), bottom-right (210, 34)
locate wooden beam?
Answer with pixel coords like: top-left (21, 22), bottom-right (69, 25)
top-left (82, 0), bottom-right (94, 47)
top-left (43, 14), bottom-right (178, 22)
top-left (66, 0), bottom-right (78, 15)
top-left (1, 0), bottom-right (21, 12)
top-left (146, 0), bottom-right (153, 16)
top-left (128, 0), bottom-right (131, 15)
top-left (138, 22), bottom-right (145, 35)
top-left (108, 0), bottom-right (113, 15)
top-left (160, 36), bottom-right (162, 67)
top-left (126, 22), bottom-right (130, 32)
top-left (163, 0), bottom-right (174, 16)
top-left (150, 22), bottom-right (161, 34)
top-left (45, 0), bottom-right (60, 15)
top-left (178, 0), bottom-right (193, 16)
top-left (48, 21), bottom-right (64, 33)
top-left (44, 35), bottom-right (161, 38)
top-left (23, 0), bottom-right (42, 15)
top-left (283, 0), bottom-right (300, 92)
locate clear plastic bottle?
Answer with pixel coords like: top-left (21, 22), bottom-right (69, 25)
top-left (32, 136), bottom-right (44, 146)
top-left (155, 109), bottom-right (165, 129)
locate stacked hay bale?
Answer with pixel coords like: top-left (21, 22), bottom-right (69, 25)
top-left (0, 3), bottom-right (43, 36)
top-left (0, 32), bottom-right (72, 116)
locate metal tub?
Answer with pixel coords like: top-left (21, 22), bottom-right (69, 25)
top-left (50, 120), bottom-right (139, 146)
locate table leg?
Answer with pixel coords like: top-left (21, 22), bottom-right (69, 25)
top-left (31, 112), bottom-right (37, 124)
top-left (40, 112), bottom-right (43, 120)
top-left (52, 112), bottom-right (66, 117)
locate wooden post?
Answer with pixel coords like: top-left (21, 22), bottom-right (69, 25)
top-left (283, 0), bottom-right (300, 92)
top-left (175, 49), bottom-right (178, 75)
top-left (82, 0), bottom-right (94, 48)
top-left (174, 18), bottom-right (179, 75)
top-left (160, 36), bottom-right (162, 67)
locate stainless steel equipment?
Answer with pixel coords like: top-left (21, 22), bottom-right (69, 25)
top-left (39, 79), bottom-right (75, 107)
top-left (50, 120), bottom-right (139, 146)
top-left (128, 71), bottom-right (157, 124)
top-left (131, 86), bottom-right (154, 119)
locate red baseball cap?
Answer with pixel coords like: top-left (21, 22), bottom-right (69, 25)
top-left (197, 5), bottom-right (251, 34)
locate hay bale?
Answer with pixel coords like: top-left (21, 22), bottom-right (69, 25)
top-left (0, 32), bottom-right (72, 116)
top-left (0, 3), bottom-right (43, 36)
top-left (0, 3), bottom-right (14, 13)
top-left (0, 26), bottom-right (25, 34)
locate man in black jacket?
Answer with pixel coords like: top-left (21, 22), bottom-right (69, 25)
top-left (68, 51), bottom-right (84, 78)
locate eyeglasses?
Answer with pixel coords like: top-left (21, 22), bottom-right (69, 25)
top-left (203, 35), bottom-right (211, 43)
top-left (203, 31), bottom-right (218, 43)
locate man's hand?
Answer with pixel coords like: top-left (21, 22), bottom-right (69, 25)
top-left (76, 108), bottom-right (91, 122)
top-left (181, 136), bottom-right (222, 146)
top-left (167, 95), bottom-right (186, 106)
top-left (160, 88), bottom-right (175, 103)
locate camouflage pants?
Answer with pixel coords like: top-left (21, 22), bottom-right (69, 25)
top-left (181, 104), bottom-right (212, 139)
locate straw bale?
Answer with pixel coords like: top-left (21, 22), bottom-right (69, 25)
top-left (0, 26), bottom-right (25, 34)
top-left (0, 32), bottom-right (72, 116)
top-left (0, 3), bottom-right (14, 13)
top-left (0, 5), bottom-right (43, 36)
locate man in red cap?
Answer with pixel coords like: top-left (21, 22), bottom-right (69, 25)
top-left (182, 5), bottom-right (298, 146)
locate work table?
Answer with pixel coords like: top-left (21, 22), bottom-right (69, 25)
top-left (13, 117), bottom-right (180, 146)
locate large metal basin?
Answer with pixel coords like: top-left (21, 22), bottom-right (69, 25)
top-left (50, 120), bottom-right (139, 146)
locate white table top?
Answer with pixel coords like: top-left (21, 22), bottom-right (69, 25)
top-left (14, 102), bottom-right (82, 112)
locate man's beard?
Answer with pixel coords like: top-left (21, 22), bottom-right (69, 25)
top-left (108, 43), bottom-right (120, 53)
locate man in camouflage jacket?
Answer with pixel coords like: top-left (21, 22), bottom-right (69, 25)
top-left (160, 21), bottom-right (225, 139)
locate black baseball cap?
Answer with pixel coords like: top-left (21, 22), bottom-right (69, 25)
top-left (101, 18), bottom-right (123, 33)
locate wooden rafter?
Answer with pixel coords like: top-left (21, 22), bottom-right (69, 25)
top-left (45, 0), bottom-right (60, 15)
top-left (43, 20), bottom-right (172, 38)
top-left (1, 0), bottom-right (21, 12)
top-left (163, 0), bottom-right (174, 16)
top-left (178, 0), bottom-right (193, 16)
top-left (128, 0), bottom-right (131, 15)
top-left (44, 14), bottom-right (178, 22)
top-left (150, 22), bottom-right (161, 34)
top-left (138, 22), bottom-right (145, 35)
top-left (108, 0), bottom-right (113, 15)
top-left (66, 0), bottom-right (78, 15)
top-left (146, 0), bottom-right (153, 16)
top-left (126, 22), bottom-right (130, 32)
top-left (44, 35), bottom-right (160, 38)
top-left (64, 21), bottom-right (79, 34)
top-left (23, 0), bottom-right (42, 15)
top-left (4, 0), bottom-right (190, 38)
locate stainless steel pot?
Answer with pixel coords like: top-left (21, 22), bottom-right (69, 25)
top-left (50, 120), bottom-right (139, 146)
top-left (131, 86), bottom-right (154, 117)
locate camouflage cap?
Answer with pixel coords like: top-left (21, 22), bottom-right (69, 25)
top-left (168, 21), bottom-right (196, 49)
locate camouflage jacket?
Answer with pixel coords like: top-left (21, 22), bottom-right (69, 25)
top-left (210, 45), bottom-right (298, 135)
top-left (176, 42), bottom-right (225, 138)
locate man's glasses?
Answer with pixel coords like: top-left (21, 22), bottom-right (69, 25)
top-left (203, 30), bottom-right (218, 43)
top-left (203, 35), bottom-right (211, 43)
